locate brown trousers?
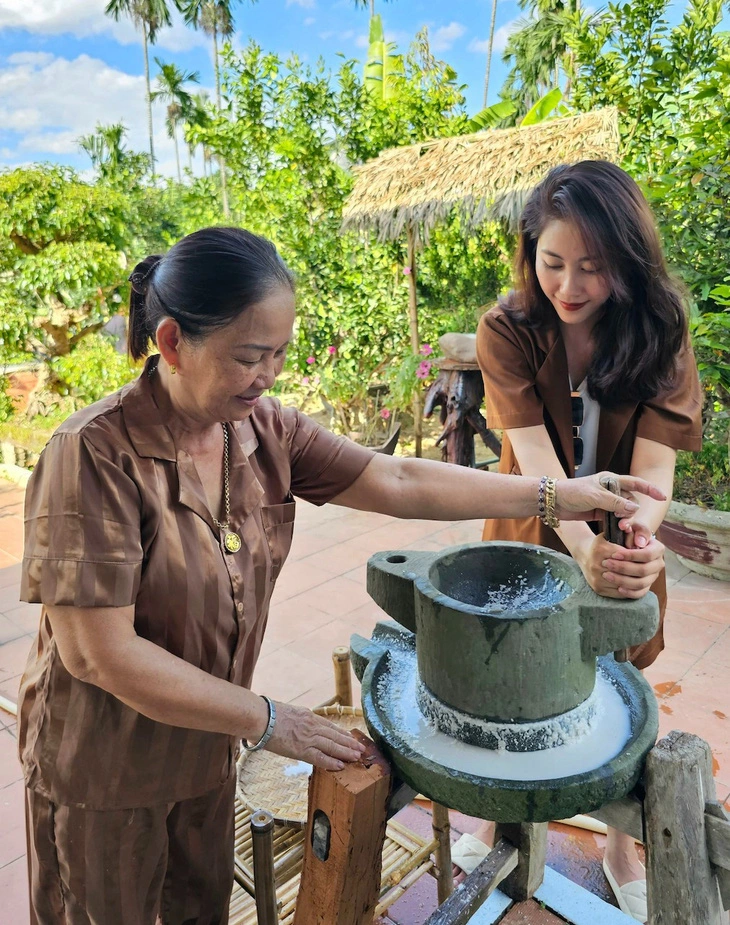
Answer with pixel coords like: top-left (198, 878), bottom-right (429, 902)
top-left (25, 775), bottom-right (236, 925)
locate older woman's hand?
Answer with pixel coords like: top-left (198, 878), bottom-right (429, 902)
top-left (556, 471), bottom-right (666, 522)
top-left (265, 702), bottom-right (367, 770)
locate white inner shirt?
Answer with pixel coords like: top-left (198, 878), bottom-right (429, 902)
top-left (572, 377), bottom-right (600, 477)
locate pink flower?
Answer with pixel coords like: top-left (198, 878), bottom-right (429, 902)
top-left (380, 408), bottom-right (391, 420)
top-left (327, 345), bottom-right (337, 355)
top-left (302, 377), bottom-right (310, 386)
top-left (420, 343), bottom-right (433, 356)
top-left (416, 361), bottom-right (432, 380)
top-left (306, 356), bottom-right (316, 365)
top-left (402, 266), bottom-right (412, 275)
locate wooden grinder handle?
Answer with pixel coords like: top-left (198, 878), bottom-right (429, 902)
top-left (603, 477), bottom-right (630, 664)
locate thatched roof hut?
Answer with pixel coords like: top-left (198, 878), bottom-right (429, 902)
top-left (341, 108), bottom-right (620, 241)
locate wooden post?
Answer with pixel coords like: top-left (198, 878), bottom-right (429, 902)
top-left (494, 822), bottom-right (548, 901)
top-left (424, 838), bottom-right (518, 925)
top-left (406, 225), bottom-right (423, 458)
top-left (430, 802), bottom-right (454, 904)
top-left (332, 646), bottom-right (353, 706)
top-left (293, 730), bottom-right (391, 925)
top-left (645, 730), bottom-right (725, 924)
top-left (251, 809), bottom-right (280, 925)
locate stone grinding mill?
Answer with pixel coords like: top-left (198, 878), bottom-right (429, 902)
top-left (350, 541), bottom-right (660, 823)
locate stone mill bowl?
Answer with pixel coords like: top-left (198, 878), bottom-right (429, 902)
top-left (350, 541), bottom-right (660, 823)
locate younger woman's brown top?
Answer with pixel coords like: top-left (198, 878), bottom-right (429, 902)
top-left (478, 304), bottom-right (703, 669)
top-left (18, 357), bottom-right (374, 810)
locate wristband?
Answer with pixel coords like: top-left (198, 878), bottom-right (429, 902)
top-left (242, 695), bottom-right (276, 752)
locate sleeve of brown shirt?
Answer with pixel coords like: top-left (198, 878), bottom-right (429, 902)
top-left (280, 406), bottom-right (376, 505)
top-left (635, 339), bottom-right (703, 452)
top-left (21, 432), bottom-right (144, 607)
top-left (477, 307), bottom-right (545, 430)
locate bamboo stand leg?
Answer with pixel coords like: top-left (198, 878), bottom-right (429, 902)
top-left (430, 802), bottom-right (454, 904)
top-left (332, 646), bottom-right (353, 707)
top-left (493, 822), bottom-right (548, 901)
top-left (645, 730), bottom-right (725, 924)
top-left (251, 809), bottom-right (279, 925)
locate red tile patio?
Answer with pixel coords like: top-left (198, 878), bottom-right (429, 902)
top-left (1, 474), bottom-right (729, 923)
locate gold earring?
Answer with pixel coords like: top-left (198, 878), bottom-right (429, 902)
top-left (170, 364), bottom-right (177, 375)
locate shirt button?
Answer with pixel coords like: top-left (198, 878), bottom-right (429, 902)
top-left (236, 602), bottom-right (244, 613)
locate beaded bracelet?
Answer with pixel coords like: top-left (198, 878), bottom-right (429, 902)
top-left (538, 476), bottom-right (560, 528)
top-left (242, 695), bottom-right (277, 752)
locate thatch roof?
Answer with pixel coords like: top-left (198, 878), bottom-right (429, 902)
top-left (341, 108), bottom-right (620, 240)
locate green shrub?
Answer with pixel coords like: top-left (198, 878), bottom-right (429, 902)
top-left (51, 333), bottom-right (138, 407)
top-left (673, 439), bottom-right (730, 511)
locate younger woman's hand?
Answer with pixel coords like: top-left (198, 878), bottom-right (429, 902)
top-left (264, 702), bottom-right (367, 770)
top-left (600, 524), bottom-right (665, 599)
top-left (556, 471), bottom-right (666, 522)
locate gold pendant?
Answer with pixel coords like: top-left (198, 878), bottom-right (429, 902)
top-left (224, 531), bottom-right (242, 554)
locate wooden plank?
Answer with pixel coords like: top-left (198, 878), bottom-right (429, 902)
top-left (292, 730), bottom-right (391, 925)
top-left (587, 796), bottom-right (644, 843)
top-left (494, 822), bottom-right (548, 901)
top-left (644, 730), bottom-right (725, 924)
top-left (424, 838), bottom-right (518, 925)
top-left (461, 888), bottom-right (513, 924)
top-left (534, 865), bottom-right (634, 925)
top-left (705, 802), bottom-right (730, 910)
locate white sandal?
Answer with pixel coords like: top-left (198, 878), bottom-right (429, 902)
top-left (602, 858), bottom-right (647, 922)
top-left (451, 832), bottom-right (492, 876)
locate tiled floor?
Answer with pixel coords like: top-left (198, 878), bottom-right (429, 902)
top-left (1, 475), bottom-right (729, 923)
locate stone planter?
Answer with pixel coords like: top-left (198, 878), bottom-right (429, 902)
top-left (658, 500), bottom-right (730, 581)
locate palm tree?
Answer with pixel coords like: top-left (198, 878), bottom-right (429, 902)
top-left (352, 0), bottom-right (394, 16)
top-left (104, 0), bottom-right (174, 173)
top-left (78, 122), bottom-right (143, 179)
top-left (183, 1), bottom-right (256, 214)
top-left (482, 0), bottom-right (499, 107)
top-left (152, 59), bottom-right (200, 182)
top-left (184, 91), bottom-right (212, 176)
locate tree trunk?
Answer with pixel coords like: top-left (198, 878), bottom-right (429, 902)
top-left (213, 28), bottom-right (230, 218)
top-left (483, 0), bottom-right (499, 108)
top-left (174, 127), bottom-right (181, 183)
top-left (142, 24), bottom-right (155, 175)
top-left (406, 226), bottom-right (423, 458)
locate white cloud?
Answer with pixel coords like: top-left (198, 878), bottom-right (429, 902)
top-left (304, 17), bottom-right (316, 26)
top-left (468, 18), bottom-right (521, 55)
top-left (430, 22), bottom-right (466, 52)
top-left (286, 0), bottom-right (316, 8)
top-left (0, 52), bottom-right (204, 177)
top-left (355, 28), bottom-right (410, 50)
top-left (0, 1), bottom-right (207, 53)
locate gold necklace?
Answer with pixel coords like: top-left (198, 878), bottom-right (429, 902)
top-left (212, 424), bottom-right (242, 554)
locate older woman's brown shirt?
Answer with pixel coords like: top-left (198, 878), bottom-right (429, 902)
top-left (18, 358), bottom-right (374, 810)
top-left (478, 304), bottom-right (703, 669)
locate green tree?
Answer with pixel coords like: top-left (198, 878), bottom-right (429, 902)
top-left (104, 0), bottom-right (174, 172)
top-left (152, 59), bottom-right (200, 182)
top-left (352, 0), bottom-right (394, 17)
top-left (0, 167), bottom-right (131, 408)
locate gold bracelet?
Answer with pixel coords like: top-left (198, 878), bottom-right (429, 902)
top-left (538, 476), bottom-right (560, 528)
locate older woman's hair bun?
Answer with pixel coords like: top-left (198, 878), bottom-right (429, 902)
top-left (126, 227), bottom-right (295, 361)
top-left (128, 255), bottom-right (163, 295)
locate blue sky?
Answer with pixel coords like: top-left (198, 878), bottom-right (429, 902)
top-left (0, 0), bottom-right (534, 177)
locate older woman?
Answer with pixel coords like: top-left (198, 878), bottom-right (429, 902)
top-left (18, 227), bottom-right (663, 925)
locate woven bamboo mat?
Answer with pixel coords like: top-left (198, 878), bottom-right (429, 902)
top-left (230, 798), bottom-right (437, 924)
top-left (236, 705), bottom-right (368, 828)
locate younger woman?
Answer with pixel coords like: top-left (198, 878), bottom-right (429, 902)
top-left (475, 161), bottom-right (702, 922)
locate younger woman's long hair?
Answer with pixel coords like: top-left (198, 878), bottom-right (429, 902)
top-left (506, 160), bottom-right (687, 408)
